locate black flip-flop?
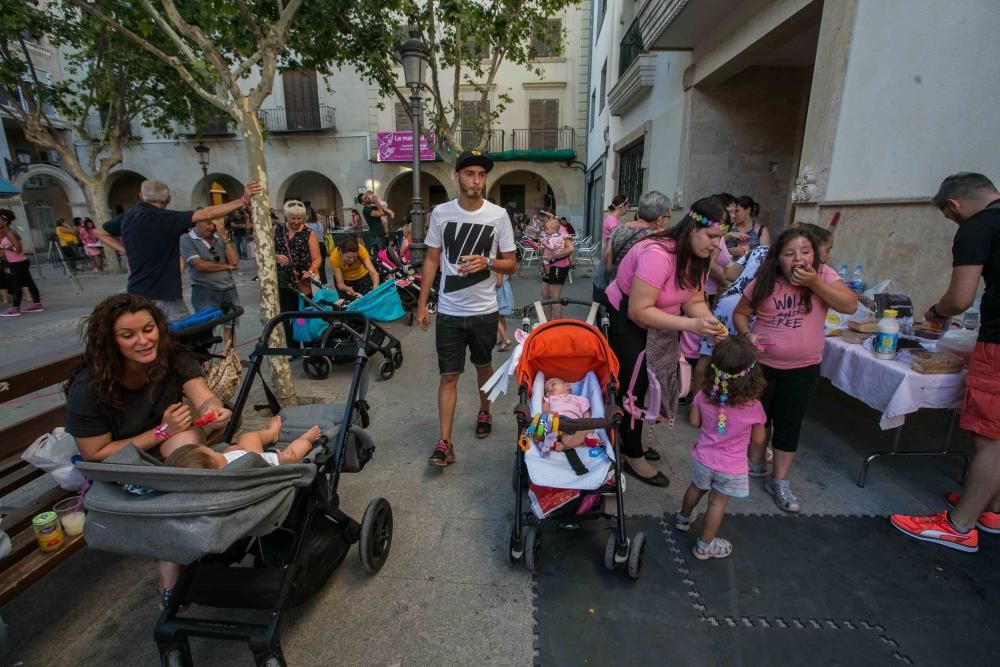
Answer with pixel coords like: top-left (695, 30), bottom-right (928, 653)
top-left (643, 447), bottom-right (660, 461)
top-left (622, 461), bottom-right (670, 488)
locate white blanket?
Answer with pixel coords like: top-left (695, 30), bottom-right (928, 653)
top-left (524, 371), bottom-right (615, 491)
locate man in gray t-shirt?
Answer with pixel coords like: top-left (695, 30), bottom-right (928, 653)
top-left (179, 219), bottom-right (240, 318)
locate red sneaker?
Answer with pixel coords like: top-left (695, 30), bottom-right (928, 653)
top-left (428, 439), bottom-right (456, 467)
top-left (474, 410), bottom-right (492, 439)
top-left (944, 493), bottom-right (1000, 534)
top-left (889, 511), bottom-right (979, 553)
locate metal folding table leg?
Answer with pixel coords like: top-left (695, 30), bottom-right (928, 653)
top-left (857, 409), bottom-right (970, 488)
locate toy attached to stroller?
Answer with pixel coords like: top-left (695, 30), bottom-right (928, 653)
top-left (503, 299), bottom-right (648, 579)
top-left (375, 244), bottom-right (438, 326)
top-left (284, 279), bottom-right (404, 380)
top-left (78, 310), bottom-right (392, 666)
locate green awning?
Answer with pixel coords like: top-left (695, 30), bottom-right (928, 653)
top-left (0, 178), bottom-right (21, 197)
top-left (487, 149), bottom-right (576, 163)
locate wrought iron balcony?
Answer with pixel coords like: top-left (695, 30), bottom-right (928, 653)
top-left (259, 105), bottom-right (336, 133)
top-left (511, 128), bottom-right (575, 151)
top-left (459, 128), bottom-right (505, 152)
top-left (83, 113), bottom-right (144, 139)
top-left (619, 19), bottom-right (644, 77)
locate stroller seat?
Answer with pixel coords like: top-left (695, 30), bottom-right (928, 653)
top-left (524, 371), bottom-right (615, 492)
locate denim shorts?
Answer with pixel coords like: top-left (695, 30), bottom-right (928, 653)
top-left (190, 284), bottom-right (240, 313)
top-left (691, 459), bottom-right (749, 498)
top-left (435, 311), bottom-right (499, 375)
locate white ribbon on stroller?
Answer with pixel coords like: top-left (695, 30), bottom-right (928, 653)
top-left (480, 328), bottom-right (532, 403)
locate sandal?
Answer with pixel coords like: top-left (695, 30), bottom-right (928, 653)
top-left (497, 339), bottom-right (513, 352)
top-left (674, 511), bottom-right (697, 532)
top-left (693, 537), bottom-right (733, 560)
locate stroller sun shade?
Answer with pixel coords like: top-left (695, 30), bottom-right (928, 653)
top-left (516, 320), bottom-right (620, 396)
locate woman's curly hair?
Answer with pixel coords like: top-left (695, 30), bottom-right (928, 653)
top-left (64, 294), bottom-right (185, 410)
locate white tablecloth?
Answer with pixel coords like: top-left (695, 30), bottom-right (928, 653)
top-left (820, 337), bottom-right (967, 430)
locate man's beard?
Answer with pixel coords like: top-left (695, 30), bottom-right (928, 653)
top-left (462, 187), bottom-right (483, 200)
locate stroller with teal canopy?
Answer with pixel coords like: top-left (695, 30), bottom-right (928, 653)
top-left (287, 280), bottom-right (404, 380)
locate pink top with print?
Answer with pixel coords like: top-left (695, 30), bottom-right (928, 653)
top-left (545, 393), bottom-right (590, 419)
top-left (744, 263), bottom-right (841, 369)
top-left (604, 239), bottom-right (699, 328)
top-left (692, 392), bottom-right (766, 475)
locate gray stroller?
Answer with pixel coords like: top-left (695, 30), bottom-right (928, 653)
top-left (77, 311), bottom-right (393, 667)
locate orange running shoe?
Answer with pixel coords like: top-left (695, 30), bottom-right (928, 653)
top-left (890, 511), bottom-right (979, 553)
top-left (944, 493), bottom-right (1000, 534)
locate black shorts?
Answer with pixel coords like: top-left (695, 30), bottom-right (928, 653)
top-left (435, 312), bottom-right (499, 375)
top-left (542, 266), bottom-right (569, 285)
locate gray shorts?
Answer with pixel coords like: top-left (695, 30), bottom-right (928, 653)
top-left (691, 459), bottom-right (749, 498)
top-left (153, 298), bottom-right (191, 323)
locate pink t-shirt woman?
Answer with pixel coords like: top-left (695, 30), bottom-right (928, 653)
top-left (743, 263), bottom-right (840, 369)
top-left (602, 213), bottom-right (620, 243)
top-left (604, 239), bottom-right (698, 326)
top-left (541, 227), bottom-right (572, 269)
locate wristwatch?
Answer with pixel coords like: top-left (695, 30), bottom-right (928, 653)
top-left (487, 257), bottom-right (494, 271)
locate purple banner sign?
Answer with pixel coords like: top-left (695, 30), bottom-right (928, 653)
top-left (377, 131), bottom-right (436, 162)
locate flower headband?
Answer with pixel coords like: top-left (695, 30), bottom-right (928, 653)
top-left (688, 209), bottom-right (722, 228)
top-left (709, 361), bottom-right (756, 434)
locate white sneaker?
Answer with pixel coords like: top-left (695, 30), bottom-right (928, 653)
top-left (764, 477), bottom-right (800, 513)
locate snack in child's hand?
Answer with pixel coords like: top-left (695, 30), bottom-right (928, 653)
top-left (193, 411), bottom-right (218, 428)
top-left (716, 323), bottom-right (728, 335)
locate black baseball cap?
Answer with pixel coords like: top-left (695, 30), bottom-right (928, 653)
top-left (454, 149), bottom-right (493, 173)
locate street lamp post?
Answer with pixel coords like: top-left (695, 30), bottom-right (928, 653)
top-left (399, 36), bottom-right (428, 266)
top-left (194, 141), bottom-right (211, 205)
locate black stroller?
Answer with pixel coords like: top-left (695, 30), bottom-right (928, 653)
top-left (78, 311), bottom-right (393, 666)
top-left (169, 305), bottom-right (244, 364)
top-left (283, 280), bottom-right (403, 381)
top-left (373, 244), bottom-right (438, 326)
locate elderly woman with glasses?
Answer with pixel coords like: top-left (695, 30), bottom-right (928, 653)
top-left (275, 200), bottom-right (321, 346)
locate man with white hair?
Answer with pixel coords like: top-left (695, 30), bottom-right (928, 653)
top-left (97, 178), bottom-right (263, 321)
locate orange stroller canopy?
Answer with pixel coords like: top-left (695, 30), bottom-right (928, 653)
top-left (515, 320), bottom-right (620, 396)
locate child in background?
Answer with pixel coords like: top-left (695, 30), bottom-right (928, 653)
top-left (496, 272), bottom-right (514, 351)
top-left (676, 338), bottom-right (767, 560)
top-left (732, 228), bottom-right (857, 513)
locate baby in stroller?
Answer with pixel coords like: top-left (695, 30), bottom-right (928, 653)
top-left (163, 416), bottom-right (322, 470)
top-left (155, 416), bottom-right (322, 607)
top-left (542, 377), bottom-right (597, 452)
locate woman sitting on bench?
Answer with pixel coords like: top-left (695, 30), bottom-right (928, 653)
top-left (64, 293), bottom-right (232, 461)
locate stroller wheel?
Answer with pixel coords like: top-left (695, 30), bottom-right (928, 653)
top-left (379, 360), bottom-right (395, 380)
top-left (303, 356), bottom-right (332, 380)
top-left (627, 532), bottom-right (647, 579)
top-left (360, 498), bottom-right (393, 573)
top-left (504, 520), bottom-right (522, 566)
top-left (159, 639), bottom-right (193, 667)
top-left (392, 347), bottom-right (403, 370)
top-left (523, 526), bottom-right (541, 573)
top-left (604, 532), bottom-right (623, 571)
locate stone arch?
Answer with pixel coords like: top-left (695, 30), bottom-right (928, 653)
top-left (191, 173), bottom-right (244, 208)
top-left (14, 164), bottom-right (89, 214)
top-left (486, 166), bottom-right (566, 217)
top-left (106, 169), bottom-right (147, 215)
top-left (381, 169), bottom-right (452, 222)
top-left (275, 171), bottom-right (343, 219)
top-left (14, 165), bottom-right (90, 251)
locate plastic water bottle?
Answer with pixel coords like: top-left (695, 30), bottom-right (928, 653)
top-left (874, 309), bottom-right (900, 359)
top-left (838, 263), bottom-right (850, 284)
top-left (962, 297), bottom-right (981, 330)
top-left (850, 264), bottom-right (865, 294)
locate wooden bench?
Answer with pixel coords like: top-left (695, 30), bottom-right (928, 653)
top-left (0, 354), bottom-right (86, 605)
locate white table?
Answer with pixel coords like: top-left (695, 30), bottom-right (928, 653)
top-left (820, 337), bottom-right (970, 486)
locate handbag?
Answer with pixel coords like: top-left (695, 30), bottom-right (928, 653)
top-left (204, 345), bottom-right (243, 403)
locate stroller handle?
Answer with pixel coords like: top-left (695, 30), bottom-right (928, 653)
top-left (258, 311), bottom-right (373, 353)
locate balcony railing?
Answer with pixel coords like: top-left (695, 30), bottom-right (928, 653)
top-left (511, 128), bottom-right (575, 151)
top-left (619, 18), bottom-right (644, 77)
top-left (83, 113), bottom-right (143, 139)
top-left (259, 105), bottom-right (336, 133)
top-left (459, 128), bottom-right (505, 152)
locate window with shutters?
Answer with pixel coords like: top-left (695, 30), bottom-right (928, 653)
top-left (460, 100), bottom-right (490, 148)
top-left (618, 141), bottom-right (645, 207)
top-left (395, 103), bottom-right (412, 132)
top-left (599, 61), bottom-right (607, 113)
top-left (531, 19), bottom-right (562, 59)
top-left (463, 39), bottom-right (490, 61)
top-left (590, 90), bottom-right (596, 132)
top-left (281, 69), bottom-right (320, 131)
top-left (528, 99), bottom-right (559, 150)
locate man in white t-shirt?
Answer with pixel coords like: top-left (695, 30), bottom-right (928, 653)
top-left (417, 150), bottom-right (518, 467)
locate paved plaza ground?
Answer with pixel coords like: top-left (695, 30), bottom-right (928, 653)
top-left (0, 258), bottom-right (985, 665)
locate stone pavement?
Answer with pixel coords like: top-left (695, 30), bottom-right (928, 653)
top-left (0, 259), bottom-right (975, 665)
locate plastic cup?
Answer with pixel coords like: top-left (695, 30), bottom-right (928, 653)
top-left (53, 496), bottom-right (86, 536)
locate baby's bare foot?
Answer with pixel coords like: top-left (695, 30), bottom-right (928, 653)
top-left (264, 415), bottom-right (283, 442)
top-left (302, 425), bottom-right (322, 443)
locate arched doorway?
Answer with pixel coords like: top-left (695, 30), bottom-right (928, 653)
top-left (487, 169), bottom-right (557, 219)
top-left (277, 171), bottom-right (342, 222)
top-left (190, 173), bottom-right (244, 208)
top-left (383, 171), bottom-right (449, 224)
top-left (14, 164), bottom-right (89, 253)
top-left (107, 170), bottom-right (146, 216)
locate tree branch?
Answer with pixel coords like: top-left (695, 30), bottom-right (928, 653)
top-left (249, 0), bottom-right (304, 110)
top-left (156, 0), bottom-right (241, 100)
top-left (235, 0), bottom-right (266, 43)
top-left (136, 0), bottom-right (202, 67)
